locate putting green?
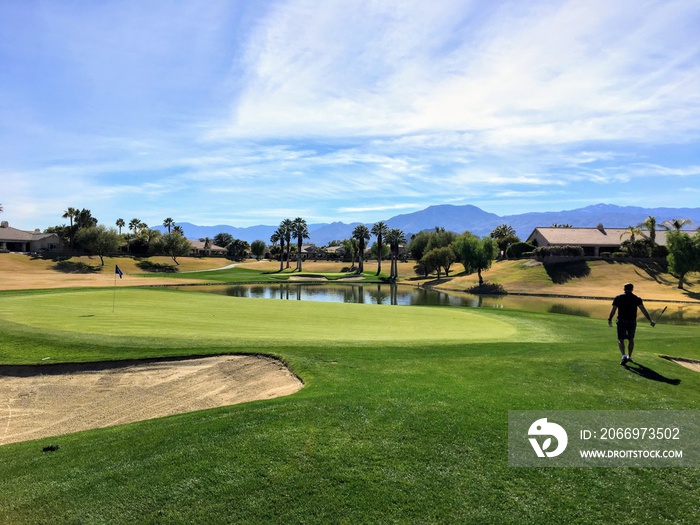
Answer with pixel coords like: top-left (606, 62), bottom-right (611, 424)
top-left (0, 288), bottom-right (532, 345)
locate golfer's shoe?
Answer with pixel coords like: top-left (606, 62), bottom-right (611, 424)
top-left (627, 357), bottom-right (634, 363)
top-left (620, 356), bottom-right (628, 365)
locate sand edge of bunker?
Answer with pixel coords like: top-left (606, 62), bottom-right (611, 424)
top-left (660, 355), bottom-right (700, 372)
top-left (0, 354), bottom-right (303, 446)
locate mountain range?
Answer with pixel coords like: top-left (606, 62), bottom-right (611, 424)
top-left (158, 204), bottom-right (700, 246)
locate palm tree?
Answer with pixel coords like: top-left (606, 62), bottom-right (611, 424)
top-left (62, 207), bottom-right (78, 250)
top-left (386, 228), bottom-right (406, 280)
top-left (116, 218), bottom-right (125, 235)
top-left (271, 228), bottom-right (285, 272)
top-left (352, 224), bottom-right (371, 273)
top-left (661, 218), bottom-right (694, 231)
top-left (638, 216), bottom-right (657, 245)
top-left (620, 225), bottom-right (643, 243)
top-left (129, 218), bottom-right (142, 235)
top-left (144, 228), bottom-right (161, 249)
top-left (163, 218), bottom-right (175, 233)
top-left (127, 218), bottom-right (142, 253)
top-left (292, 217), bottom-right (309, 272)
top-left (123, 233), bottom-right (133, 253)
top-left (490, 224), bottom-right (516, 237)
top-left (280, 219), bottom-right (294, 269)
top-left (371, 221), bottom-right (388, 275)
top-left (75, 208), bottom-right (97, 229)
top-left (173, 225), bottom-right (184, 235)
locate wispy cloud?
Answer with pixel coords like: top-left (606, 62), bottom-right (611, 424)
top-left (215, 0), bottom-right (700, 146)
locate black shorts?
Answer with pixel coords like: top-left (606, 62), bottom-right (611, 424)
top-left (616, 319), bottom-right (637, 340)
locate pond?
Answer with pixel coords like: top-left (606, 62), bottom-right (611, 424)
top-left (168, 283), bottom-right (700, 325)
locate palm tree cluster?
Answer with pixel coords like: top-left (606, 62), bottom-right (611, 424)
top-left (59, 207), bottom-right (98, 250)
top-left (268, 218), bottom-right (406, 277)
top-left (271, 218), bottom-right (294, 271)
top-left (619, 215), bottom-right (695, 258)
top-left (385, 228), bottom-right (406, 280)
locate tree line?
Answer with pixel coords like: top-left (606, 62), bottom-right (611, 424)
top-left (40, 208), bottom-right (700, 286)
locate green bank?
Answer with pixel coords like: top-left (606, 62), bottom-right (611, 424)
top-left (0, 288), bottom-right (698, 524)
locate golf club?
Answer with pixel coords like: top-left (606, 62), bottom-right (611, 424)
top-left (653, 306), bottom-right (668, 326)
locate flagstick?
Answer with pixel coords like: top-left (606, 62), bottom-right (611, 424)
top-left (113, 270), bottom-right (117, 313)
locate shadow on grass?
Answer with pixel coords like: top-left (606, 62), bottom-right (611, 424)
top-left (543, 261), bottom-right (590, 284)
top-left (548, 304), bottom-right (591, 317)
top-left (624, 362), bottom-right (681, 385)
top-left (678, 289), bottom-right (700, 301)
top-left (632, 260), bottom-right (668, 282)
top-left (52, 261), bottom-right (101, 274)
top-left (136, 260), bottom-right (179, 273)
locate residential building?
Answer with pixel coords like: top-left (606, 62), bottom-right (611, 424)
top-left (526, 226), bottom-right (668, 257)
top-left (0, 222), bottom-right (62, 253)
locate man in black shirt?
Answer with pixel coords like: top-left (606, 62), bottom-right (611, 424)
top-left (608, 283), bottom-right (655, 365)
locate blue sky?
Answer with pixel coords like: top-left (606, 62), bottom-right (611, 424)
top-left (2, 0), bottom-right (699, 231)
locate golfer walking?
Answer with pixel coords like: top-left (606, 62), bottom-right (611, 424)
top-left (608, 283), bottom-right (655, 365)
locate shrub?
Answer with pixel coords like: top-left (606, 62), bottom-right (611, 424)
top-left (506, 242), bottom-right (536, 259)
top-left (612, 252), bottom-right (626, 259)
top-left (533, 245), bottom-right (584, 260)
top-left (651, 245), bottom-right (669, 258)
top-left (621, 239), bottom-right (651, 258)
top-left (465, 283), bottom-right (507, 295)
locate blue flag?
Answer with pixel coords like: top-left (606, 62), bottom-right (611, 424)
top-left (115, 265), bottom-right (123, 279)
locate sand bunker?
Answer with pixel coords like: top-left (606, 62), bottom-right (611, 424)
top-left (663, 357), bottom-right (700, 373)
top-left (0, 355), bottom-right (302, 445)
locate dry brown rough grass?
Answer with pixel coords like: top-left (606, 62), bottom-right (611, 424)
top-left (0, 254), bottom-right (219, 290)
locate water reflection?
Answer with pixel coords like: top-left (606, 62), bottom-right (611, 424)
top-left (171, 283), bottom-right (699, 325)
top-left (222, 283), bottom-right (472, 307)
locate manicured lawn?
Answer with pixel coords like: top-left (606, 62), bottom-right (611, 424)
top-left (0, 289), bottom-right (698, 524)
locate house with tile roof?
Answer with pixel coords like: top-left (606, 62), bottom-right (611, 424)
top-left (189, 239), bottom-right (227, 256)
top-left (0, 221), bottom-right (63, 253)
top-left (526, 226), bottom-right (668, 257)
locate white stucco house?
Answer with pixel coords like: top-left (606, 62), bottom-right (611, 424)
top-left (0, 221), bottom-right (63, 253)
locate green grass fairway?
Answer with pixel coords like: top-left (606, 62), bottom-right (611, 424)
top-left (0, 288), bottom-right (698, 524)
top-left (0, 289), bottom-right (533, 363)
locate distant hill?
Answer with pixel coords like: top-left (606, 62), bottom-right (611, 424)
top-left (386, 204), bottom-right (501, 235)
top-left (156, 204), bottom-right (700, 246)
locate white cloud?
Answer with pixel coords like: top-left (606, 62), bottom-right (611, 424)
top-left (209, 0), bottom-right (700, 150)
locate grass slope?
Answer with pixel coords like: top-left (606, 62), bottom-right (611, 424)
top-left (0, 289), bottom-right (698, 524)
top-left (438, 259), bottom-right (700, 302)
